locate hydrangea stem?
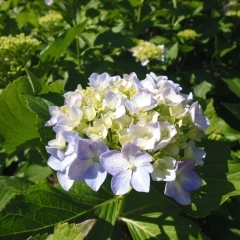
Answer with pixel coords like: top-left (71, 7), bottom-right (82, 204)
top-left (116, 189), bottom-right (132, 219)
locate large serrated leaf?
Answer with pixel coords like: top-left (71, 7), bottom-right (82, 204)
top-left (121, 187), bottom-right (209, 239)
top-left (0, 76), bottom-right (39, 153)
top-left (122, 214), bottom-right (209, 240)
top-left (0, 179), bottom-right (120, 240)
top-left (33, 20), bottom-right (88, 79)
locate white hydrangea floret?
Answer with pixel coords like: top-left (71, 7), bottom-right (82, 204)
top-left (151, 156), bottom-right (176, 181)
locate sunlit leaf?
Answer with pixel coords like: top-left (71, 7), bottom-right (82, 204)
top-left (47, 220), bottom-right (96, 240)
top-left (0, 76), bottom-right (39, 153)
top-left (193, 81), bottom-right (212, 99)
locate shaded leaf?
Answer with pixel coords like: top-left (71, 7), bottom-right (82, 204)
top-left (223, 78), bottom-right (240, 98)
top-left (222, 103), bottom-right (240, 122)
top-left (24, 95), bottom-right (55, 123)
top-left (0, 176), bottom-right (32, 211)
top-left (24, 95), bottom-right (58, 144)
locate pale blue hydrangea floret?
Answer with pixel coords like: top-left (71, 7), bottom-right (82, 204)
top-left (100, 142), bottom-right (153, 195)
top-left (69, 139), bottom-right (109, 191)
top-left (164, 160), bottom-right (202, 205)
top-left (46, 131), bottom-right (80, 191)
top-left (45, 71), bottom-right (209, 205)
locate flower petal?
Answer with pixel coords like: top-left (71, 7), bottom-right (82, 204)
top-left (85, 163), bottom-right (107, 191)
top-left (77, 140), bottom-right (94, 160)
top-left (100, 151), bottom-right (129, 175)
top-left (133, 152), bottom-right (153, 166)
top-left (122, 142), bottom-right (141, 161)
top-left (164, 181), bottom-right (191, 205)
top-left (111, 170), bottom-right (132, 195)
top-left (60, 153), bottom-right (77, 171)
top-left (176, 160), bottom-right (195, 175)
top-left (179, 170), bottom-right (202, 191)
top-left (57, 168), bottom-right (74, 191)
top-left (163, 169), bottom-right (176, 181)
top-left (131, 167), bottom-right (150, 192)
top-left (68, 159), bottom-right (93, 181)
top-left (89, 140), bottom-right (109, 157)
top-left (48, 156), bottom-right (61, 171)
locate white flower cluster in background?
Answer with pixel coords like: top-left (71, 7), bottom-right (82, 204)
top-left (130, 41), bottom-right (165, 66)
top-left (45, 72), bottom-right (209, 205)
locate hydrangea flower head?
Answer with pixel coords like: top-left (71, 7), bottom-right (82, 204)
top-left (45, 72), bottom-right (209, 205)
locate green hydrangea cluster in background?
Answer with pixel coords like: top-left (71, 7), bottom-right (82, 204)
top-left (0, 33), bottom-right (39, 86)
top-left (177, 29), bottom-right (198, 41)
top-left (224, 1), bottom-right (240, 17)
top-left (38, 10), bottom-right (63, 30)
top-left (130, 40), bottom-right (165, 66)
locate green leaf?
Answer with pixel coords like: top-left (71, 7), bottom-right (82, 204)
top-left (122, 213), bottom-right (209, 240)
top-left (27, 233), bottom-right (48, 240)
top-left (0, 76), bottom-right (39, 153)
top-left (204, 99), bottom-right (240, 142)
top-left (204, 99), bottom-right (220, 136)
top-left (166, 43), bottom-right (178, 60)
top-left (203, 198), bottom-right (240, 240)
top-left (128, 0), bottom-right (141, 7)
top-left (26, 69), bottom-right (66, 95)
top-left (179, 45), bottom-right (195, 53)
top-left (24, 95), bottom-right (55, 123)
top-left (33, 20), bottom-right (88, 79)
top-left (48, 220), bottom-right (96, 240)
top-left (0, 176), bottom-right (32, 211)
top-left (223, 78), bottom-right (240, 98)
top-left (193, 81), bottom-right (212, 99)
top-left (121, 187), bottom-right (209, 239)
top-left (0, 180), bottom-right (120, 240)
top-left (222, 103), bottom-right (240, 122)
top-left (23, 95), bottom-right (57, 145)
top-left (22, 164), bottom-right (52, 183)
top-left (26, 69), bottom-right (43, 95)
